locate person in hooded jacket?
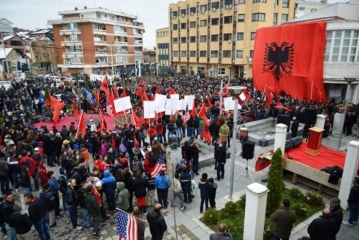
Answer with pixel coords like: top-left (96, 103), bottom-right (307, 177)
top-left (116, 182), bottom-right (130, 211)
top-left (147, 203), bottom-right (167, 240)
top-left (102, 169), bottom-right (117, 211)
top-left (199, 173), bottom-right (209, 213)
top-left (134, 171), bottom-right (149, 213)
top-left (208, 177), bottom-right (218, 209)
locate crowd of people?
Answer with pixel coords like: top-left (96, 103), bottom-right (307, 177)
top-left (0, 74), bottom-right (358, 240)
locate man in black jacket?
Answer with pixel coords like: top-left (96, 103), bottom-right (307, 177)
top-left (8, 204), bottom-right (33, 239)
top-left (343, 177), bottom-right (359, 226)
top-left (308, 208), bottom-right (337, 240)
top-left (147, 203), bottom-right (167, 240)
top-left (329, 197), bottom-right (343, 236)
top-left (25, 193), bottom-right (51, 240)
top-left (215, 139), bottom-right (226, 181)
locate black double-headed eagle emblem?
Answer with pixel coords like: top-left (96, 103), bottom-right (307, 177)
top-left (262, 42), bottom-right (294, 81)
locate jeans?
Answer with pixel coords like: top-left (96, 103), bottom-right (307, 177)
top-left (200, 197), bottom-right (209, 213)
top-left (8, 226), bottom-right (17, 240)
top-left (0, 175), bottom-right (10, 195)
top-left (348, 203), bottom-right (359, 224)
top-left (157, 188), bottom-right (168, 208)
top-left (272, 235), bottom-right (289, 240)
top-left (82, 208), bottom-right (92, 228)
top-left (156, 134), bottom-right (163, 144)
top-left (187, 127), bottom-right (194, 137)
top-left (217, 162), bottom-right (225, 179)
top-left (176, 128), bottom-right (182, 138)
top-left (62, 193), bottom-right (68, 212)
top-left (68, 206), bottom-right (78, 229)
top-left (34, 217), bottom-right (51, 240)
top-left (91, 215), bottom-right (102, 235)
top-left (9, 173), bottom-right (19, 190)
top-left (32, 172), bottom-right (40, 191)
top-left (182, 185), bottom-right (192, 203)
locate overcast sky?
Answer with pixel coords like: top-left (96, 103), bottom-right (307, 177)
top-left (0, 0), bottom-right (175, 49)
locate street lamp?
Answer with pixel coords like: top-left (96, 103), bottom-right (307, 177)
top-left (228, 86), bottom-right (247, 200)
top-left (338, 77), bottom-right (356, 149)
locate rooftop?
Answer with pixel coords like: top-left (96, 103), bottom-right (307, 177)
top-left (58, 7), bottom-right (137, 19)
top-left (0, 48), bottom-right (13, 59)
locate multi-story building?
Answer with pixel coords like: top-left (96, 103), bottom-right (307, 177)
top-left (169, 0), bottom-right (295, 78)
top-left (295, 0), bottom-right (328, 18)
top-left (48, 7), bottom-right (145, 75)
top-left (292, 0), bottom-right (359, 104)
top-left (156, 27), bottom-right (171, 74)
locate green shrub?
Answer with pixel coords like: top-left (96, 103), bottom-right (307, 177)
top-left (224, 201), bottom-right (240, 216)
top-left (292, 203), bottom-right (309, 219)
top-left (288, 188), bottom-right (305, 200)
top-left (303, 192), bottom-right (324, 208)
top-left (266, 148), bottom-right (285, 214)
top-left (263, 220), bottom-right (274, 240)
top-left (236, 195), bottom-right (246, 210)
top-left (203, 208), bottom-right (220, 226)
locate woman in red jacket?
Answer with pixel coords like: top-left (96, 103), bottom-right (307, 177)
top-left (38, 161), bottom-right (49, 187)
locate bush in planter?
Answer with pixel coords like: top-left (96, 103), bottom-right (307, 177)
top-left (303, 192), bottom-right (324, 208)
top-left (236, 195), bottom-right (246, 210)
top-left (203, 208), bottom-right (220, 226)
top-left (288, 188), bottom-right (305, 200)
top-left (266, 148), bottom-right (285, 215)
top-left (224, 201), bottom-right (241, 216)
top-left (291, 203), bottom-right (309, 219)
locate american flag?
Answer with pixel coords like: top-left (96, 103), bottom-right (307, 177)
top-left (106, 101), bottom-right (114, 117)
top-left (182, 104), bottom-right (191, 124)
top-left (151, 154), bottom-right (167, 178)
top-left (116, 210), bottom-right (138, 240)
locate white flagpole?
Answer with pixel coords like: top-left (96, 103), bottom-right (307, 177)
top-left (219, 79), bottom-right (223, 116)
top-left (310, 81), bottom-right (314, 100)
top-left (261, 84), bottom-right (267, 101)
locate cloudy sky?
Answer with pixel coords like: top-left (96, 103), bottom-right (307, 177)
top-left (0, 0), bottom-right (176, 49)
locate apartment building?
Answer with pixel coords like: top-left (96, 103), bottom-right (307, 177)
top-left (48, 7), bottom-right (145, 75)
top-left (169, 0), bottom-right (295, 78)
top-left (156, 27), bottom-right (171, 74)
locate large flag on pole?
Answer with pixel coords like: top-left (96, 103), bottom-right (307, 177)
top-left (151, 154), bottom-right (167, 178)
top-left (76, 112), bottom-right (86, 139)
top-left (116, 210), bottom-right (138, 240)
top-left (50, 96), bottom-right (65, 124)
top-left (81, 88), bottom-right (96, 104)
top-left (198, 103), bottom-right (207, 118)
top-left (252, 21), bottom-right (327, 103)
top-left (238, 89), bottom-right (251, 105)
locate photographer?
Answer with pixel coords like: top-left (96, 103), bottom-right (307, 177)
top-left (209, 223), bottom-right (233, 240)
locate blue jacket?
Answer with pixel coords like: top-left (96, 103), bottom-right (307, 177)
top-left (48, 177), bottom-right (60, 194)
top-left (155, 175), bottom-right (171, 190)
top-left (102, 170), bottom-right (116, 193)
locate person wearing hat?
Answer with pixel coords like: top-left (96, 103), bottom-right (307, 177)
top-left (270, 199), bottom-right (296, 240)
top-left (329, 197), bottom-right (343, 235)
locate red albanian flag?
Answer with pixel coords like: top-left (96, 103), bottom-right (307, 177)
top-left (252, 21), bottom-right (327, 103)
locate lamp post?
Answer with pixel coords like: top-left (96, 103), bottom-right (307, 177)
top-left (338, 77), bottom-right (356, 149)
top-left (228, 86), bottom-right (247, 199)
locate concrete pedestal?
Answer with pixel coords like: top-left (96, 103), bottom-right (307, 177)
top-left (332, 113), bottom-right (344, 137)
top-left (243, 183), bottom-right (269, 240)
top-left (314, 114), bottom-right (326, 129)
top-left (274, 124), bottom-right (288, 156)
top-left (166, 148), bottom-right (182, 180)
top-left (338, 141), bottom-right (359, 209)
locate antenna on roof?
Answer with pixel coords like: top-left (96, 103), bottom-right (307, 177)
top-left (75, 7), bottom-right (78, 10)
top-left (84, 6), bottom-right (87, 9)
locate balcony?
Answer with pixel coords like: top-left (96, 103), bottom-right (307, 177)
top-left (61, 41), bottom-right (82, 47)
top-left (93, 28), bottom-right (107, 35)
top-left (60, 29), bottom-right (81, 35)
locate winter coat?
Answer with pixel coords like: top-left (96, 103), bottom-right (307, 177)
top-left (147, 210), bottom-right (167, 235)
top-left (39, 190), bottom-right (56, 211)
top-left (8, 212), bottom-right (33, 234)
top-left (66, 186), bottom-right (79, 207)
top-left (134, 177), bottom-right (148, 198)
top-left (208, 182), bottom-right (218, 199)
top-left (348, 185), bottom-right (359, 205)
top-left (48, 177), bottom-right (60, 194)
top-left (171, 178), bottom-right (182, 193)
top-left (198, 180), bottom-right (210, 199)
top-left (155, 175), bottom-right (171, 190)
top-left (307, 215), bottom-right (337, 240)
top-left (270, 208), bottom-right (296, 238)
top-left (116, 182), bottom-right (130, 211)
top-left (330, 206), bottom-right (343, 234)
top-left (85, 192), bottom-right (101, 217)
top-left (102, 170), bottom-right (117, 194)
top-left (38, 162), bottom-right (48, 186)
top-left (0, 159), bottom-right (9, 176)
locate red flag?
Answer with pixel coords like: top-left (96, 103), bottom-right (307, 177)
top-left (100, 77), bottom-right (111, 100)
top-left (169, 87), bottom-right (176, 95)
top-left (95, 91), bottom-right (100, 103)
top-left (198, 104), bottom-right (207, 118)
top-left (111, 134), bottom-right (117, 149)
top-left (99, 112), bottom-right (107, 132)
top-left (191, 103), bottom-right (197, 117)
top-left (206, 97), bottom-right (212, 108)
top-left (122, 88), bottom-right (127, 97)
top-left (218, 83), bottom-right (229, 96)
top-left (113, 87), bottom-right (119, 99)
top-left (264, 89), bottom-right (273, 106)
top-left (142, 90), bottom-right (149, 102)
top-left (50, 96), bottom-right (65, 124)
top-left (72, 97), bottom-right (79, 117)
top-left (131, 109), bottom-right (144, 126)
top-left (136, 87), bottom-right (142, 97)
top-left (201, 116), bottom-right (211, 143)
top-left (76, 112), bottom-right (86, 139)
top-left (252, 21), bottom-right (327, 103)
top-left (156, 86), bottom-right (162, 94)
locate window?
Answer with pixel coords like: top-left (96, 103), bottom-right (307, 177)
top-left (181, 23), bottom-right (186, 29)
top-left (173, 24), bottom-right (178, 30)
top-left (200, 51), bottom-right (207, 57)
top-left (181, 37), bottom-right (187, 43)
top-left (68, 23), bottom-right (79, 30)
top-left (250, 32), bottom-right (256, 40)
top-left (281, 14), bottom-right (288, 23)
top-left (253, 0), bottom-right (266, 2)
top-left (180, 9), bottom-right (186, 16)
top-left (250, 50), bottom-right (254, 58)
top-left (311, 8), bottom-right (317, 13)
top-left (237, 0), bottom-right (245, 4)
top-left (223, 50), bottom-right (231, 58)
top-left (181, 51), bottom-right (187, 57)
top-left (238, 14), bottom-right (245, 22)
top-left (237, 32), bottom-right (244, 40)
top-left (252, 13), bottom-right (265, 22)
top-left (190, 51), bottom-right (196, 57)
top-left (211, 51), bottom-right (218, 57)
top-left (282, 0), bottom-right (289, 8)
top-left (224, 34), bottom-right (232, 41)
top-left (211, 18), bottom-right (219, 25)
top-left (200, 5), bottom-right (207, 12)
top-left (172, 11), bottom-right (178, 18)
top-left (325, 30), bottom-right (359, 63)
top-left (190, 21), bottom-right (196, 28)
top-left (173, 51), bottom-right (179, 57)
top-left (200, 35), bottom-right (207, 42)
top-left (211, 34), bottom-right (218, 41)
top-left (173, 37), bottom-right (178, 43)
top-left (190, 36), bottom-right (196, 43)
top-left (224, 16), bottom-right (233, 24)
top-left (189, 7), bottom-right (196, 14)
top-left (236, 50), bottom-right (243, 58)
top-left (212, 2), bottom-right (219, 9)
top-left (200, 20), bottom-right (207, 27)
top-left (273, 13), bottom-right (278, 25)
top-left (225, 0), bottom-right (233, 7)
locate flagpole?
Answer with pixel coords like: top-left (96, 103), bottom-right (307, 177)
top-left (261, 84), bottom-right (267, 101)
top-left (219, 78), bottom-right (223, 116)
top-left (310, 80), bottom-right (314, 100)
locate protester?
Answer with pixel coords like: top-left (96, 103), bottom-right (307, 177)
top-left (171, 173), bottom-right (185, 211)
top-left (307, 208), bottom-right (337, 240)
top-left (85, 184), bottom-right (101, 239)
top-left (209, 223), bottom-right (233, 240)
top-left (155, 170), bottom-right (171, 209)
top-left (133, 171), bottom-right (148, 213)
top-left (343, 176), bottom-right (359, 226)
top-left (208, 177), bottom-right (218, 209)
top-left (66, 178), bottom-right (82, 231)
top-left (8, 204), bottom-right (33, 240)
top-left (147, 203), bottom-right (167, 240)
top-left (199, 173), bottom-right (209, 213)
top-left (270, 199), bottom-right (297, 240)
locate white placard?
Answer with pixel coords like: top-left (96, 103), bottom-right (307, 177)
top-left (114, 96), bottom-right (132, 113)
top-left (184, 95), bottom-right (195, 109)
top-left (171, 98), bottom-right (179, 114)
top-left (178, 99), bottom-right (186, 111)
top-left (170, 94), bottom-right (179, 99)
top-left (224, 97), bottom-right (234, 111)
top-left (155, 94), bottom-right (167, 112)
top-left (165, 98), bottom-right (172, 115)
top-left (143, 101), bottom-right (156, 118)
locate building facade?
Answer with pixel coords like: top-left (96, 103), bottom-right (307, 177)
top-left (48, 7), bottom-right (145, 75)
top-left (169, 0), bottom-right (295, 78)
top-left (156, 27), bottom-right (171, 74)
top-left (292, 0), bottom-right (359, 104)
top-left (295, 0), bottom-right (328, 18)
